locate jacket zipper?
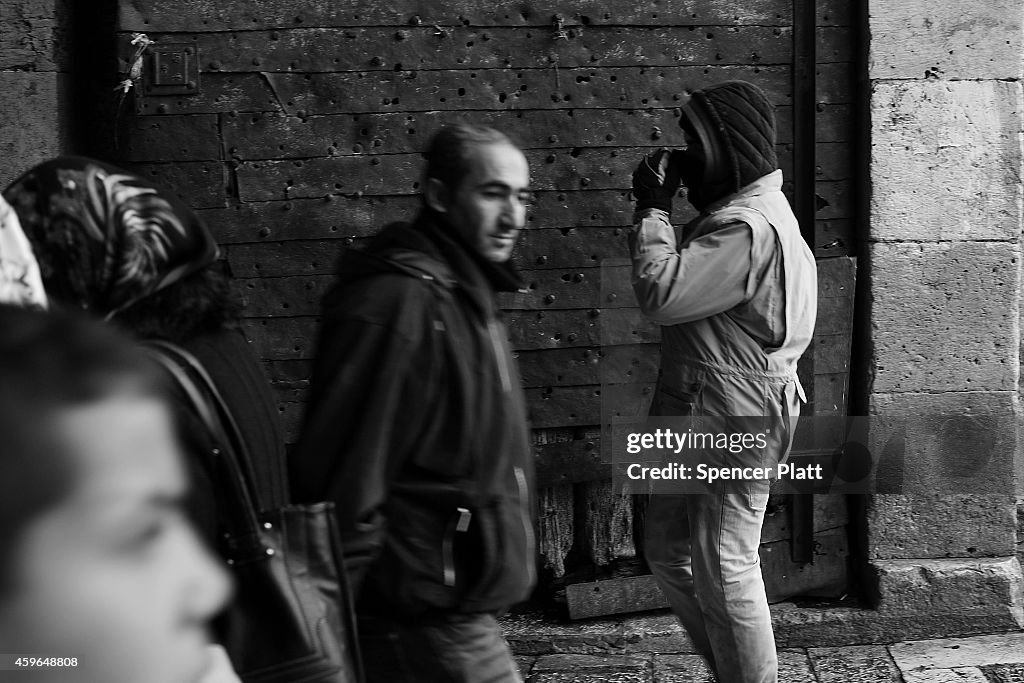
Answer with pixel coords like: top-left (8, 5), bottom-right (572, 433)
top-left (514, 466), bottom-right (536, 587)
top-left (487, 320), bottom-right (512, 394)
top-left (488, 318), bottom-right (534, 587)
top-left (443, 507), bottom-right (472, 587)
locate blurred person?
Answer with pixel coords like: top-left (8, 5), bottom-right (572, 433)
top-left (0, 303), bottom-right (235, 683)
top-left (291, 123), bottom-right (536, 682)
top-left (0, 193), bottom-right (46, 308)
top-left (627, 81), bottom-right (817, 683)
top-left (2, 156), bottom-right (287, 538)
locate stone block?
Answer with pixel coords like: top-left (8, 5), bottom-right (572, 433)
top-left (868, 243), bottom-right (1019, 393)
top-left (866, 493), bottom-right (1018, 560)
top-left (870, 80), bottom-right (1023, 242)
top-left (872, 557), bottom-right (1024, 624)
top-left (869, 1), bottom-right (1023, 80)
top-left (0, 71), bottom-right (67, 187)
top-left (0, 0), bottom-right (65, 71)
top-left (866, 392), bottom-right (1019, 500)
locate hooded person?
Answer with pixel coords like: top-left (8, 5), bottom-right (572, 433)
top-left (3, 157), bottom-right (287, 529)
top-left (626, 81), bottom-right (817, 683)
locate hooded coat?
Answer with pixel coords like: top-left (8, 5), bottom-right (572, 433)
top-left (629, 81), bottom-right (817, 468)
top-left (290, 211), bottom-right (536, 617)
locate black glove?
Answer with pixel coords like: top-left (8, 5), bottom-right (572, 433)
top-left (631, 148), bottom-right (684, 214)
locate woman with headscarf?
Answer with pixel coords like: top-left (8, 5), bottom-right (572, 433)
top-left (2, 156), bottom-right (287, 540)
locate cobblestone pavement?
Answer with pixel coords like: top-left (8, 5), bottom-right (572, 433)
top-left (509, 629), bottom-right (1024, 682)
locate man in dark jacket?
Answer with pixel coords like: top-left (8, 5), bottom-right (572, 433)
top-left (628, 81), bottom-right (817, 683)
top-left (291, 124), bottom-right (536, 682)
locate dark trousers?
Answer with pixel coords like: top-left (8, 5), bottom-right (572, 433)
top-left (357, 612), bottom-right (521, 683)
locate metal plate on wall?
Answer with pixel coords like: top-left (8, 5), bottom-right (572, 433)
top-left (143, 45), bottom-right (199, 96)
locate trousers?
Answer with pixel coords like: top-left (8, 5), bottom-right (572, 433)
top-left (356, 611), bottom-right (522, 683)
top-left (644, 483), bottom-right (777, 683)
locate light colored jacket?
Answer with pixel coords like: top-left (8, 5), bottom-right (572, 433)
top-left (629, 170), bottom-right (817, 467)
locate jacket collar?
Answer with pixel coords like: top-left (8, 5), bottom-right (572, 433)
top-left (701, 170), bottom-right (783, 215)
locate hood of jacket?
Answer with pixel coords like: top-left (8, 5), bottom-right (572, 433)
top-left (332, 208), bottom-right (524, 317)
top-left (679, 80), bottom-right (778, 210)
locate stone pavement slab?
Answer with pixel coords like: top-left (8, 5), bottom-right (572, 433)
top-left (901, 668), bottom-right (989, 683)
top-left (778, 648), bottom-right (816, 682)
top-left (807, 644), bottom-right (902, 682)
top-left (651, 654), bottom-right (714, 683)
top-left (889, 633), bottom-right (1024, 670)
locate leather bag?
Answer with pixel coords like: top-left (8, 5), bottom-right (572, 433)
top-left (143, 340), bottom-right (361, 683)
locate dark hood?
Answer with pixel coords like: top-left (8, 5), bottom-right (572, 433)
top-left (679, 80), bottom-right (778, 210)
top-left (332, 209), bottom-right (524, 315)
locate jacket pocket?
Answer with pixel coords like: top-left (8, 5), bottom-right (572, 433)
top-left (650, 366), bottom-right (706, 417)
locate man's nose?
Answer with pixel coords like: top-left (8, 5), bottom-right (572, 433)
top-left (502, 195), bottom-right (527, 228)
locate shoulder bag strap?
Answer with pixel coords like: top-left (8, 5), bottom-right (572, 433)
top-left (141, 340), bottom-right (264, 545)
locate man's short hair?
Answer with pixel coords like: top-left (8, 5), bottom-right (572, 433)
top-left (423, 123), bottom-right (517, 190)
top-left (0, 304), bottom-right (164, 593)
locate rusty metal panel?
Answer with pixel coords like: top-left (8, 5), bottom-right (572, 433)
top-left (142, 26), bottom-right (796, 73)
top-left (121, 161), bottom-right (228, 209)
top-left (762, 527), bottom-right (849, 602)
top-left (241, 309), bottom-right (659, 359)
top-left (240, 316), bottom-right (319, 360)
top-left (119, 0), bottom-right (797, 32)
top-left (525, 383), bottom-right (654, 429)
top-left (208, 192), bottom-right (637, 245)
top-left (224, 226), bottom-right (639, 278)
top-left (817, 62), bottom-right (856, 104)
top-left (220, 110), bottom-right (851, 163)
top-left (234, 146), bottom-right (797, 201)
top-left (814, 179), bottom-right (853, 220)
top-left (515, 227), bottom-right (639, 271)
top-left (231, 254), bottom-right (857, 319)
top-left (122, 114), bottom-right (221, 162)
top-left (133, 73), bottom-right (280, 116)
top-left (516, 344), bottom-right (659, 389)
top-left (761, 494), bottom-right (849, 544)
top-left (535, 438), bottom-right (609, 486)
top-left (507, 308), bottom-right (661, 350)
top-left (202, 195), bottom-right (421, 243)
top-left (220, 66), bottom-right (791, 117)
top-left (814, 219), bottom-right (854, 257)
top-left (224, 109), bottom-right (682, 160)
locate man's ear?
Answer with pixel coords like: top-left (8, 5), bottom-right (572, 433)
top-left (424, 177), bottom-right (449, 213)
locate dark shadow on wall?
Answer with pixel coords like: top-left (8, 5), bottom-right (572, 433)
top-left (67, 0), bottom-right (121, 160)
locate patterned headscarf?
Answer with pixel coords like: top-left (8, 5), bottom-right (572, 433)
top-left (2, 157), bottom-right (217, 319)
top-left (0, 193), bottom-right (48, 309)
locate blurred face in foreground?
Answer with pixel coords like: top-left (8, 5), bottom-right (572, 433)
top-left (0, 395), bottom-right (232, 683)
top-left (429, 141), bottom-right (531, 263)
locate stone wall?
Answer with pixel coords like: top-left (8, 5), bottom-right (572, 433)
top-left (865, 0), bottom-right (1024, 632)
top-left (0, 0), bottom-right (71, 186)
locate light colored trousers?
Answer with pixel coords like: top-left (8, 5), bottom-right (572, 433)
top-left (645, 485), bottom-right (776, 683)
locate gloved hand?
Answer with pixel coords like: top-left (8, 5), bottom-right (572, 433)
top-left (631, 148), bottom-right (684, 214)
